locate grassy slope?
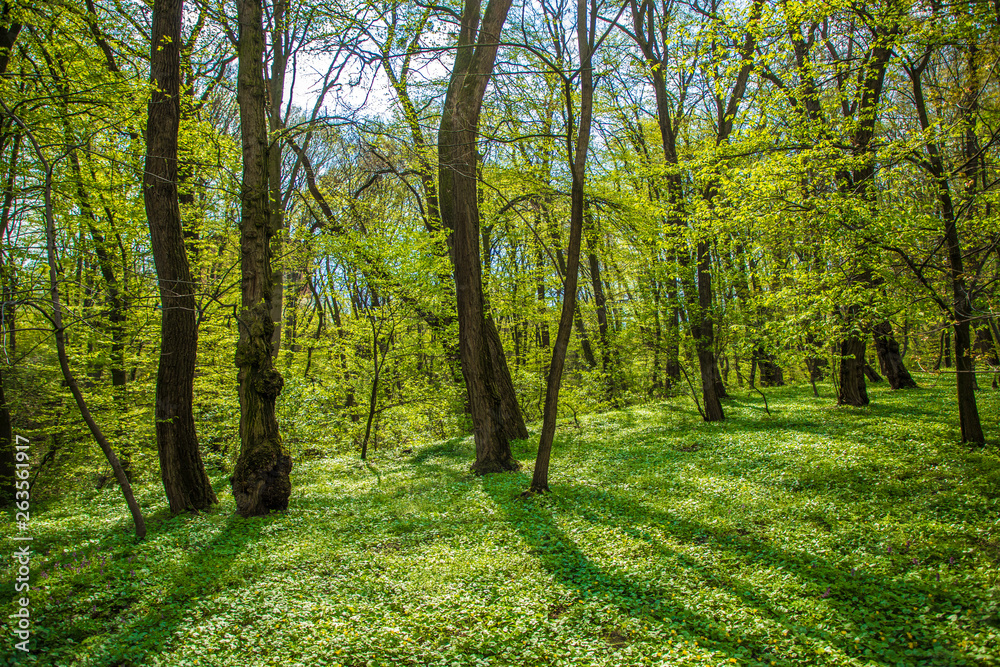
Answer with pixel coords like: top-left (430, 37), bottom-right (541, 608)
top-left (2, 378), bottom-right (999, 667)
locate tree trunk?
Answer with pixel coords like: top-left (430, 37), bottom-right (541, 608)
top-left (871, 320), bottom-right (915, 388)
top-left (863, 362), bottom-right (882, 383)
top-left (696, 241), bottom-right (724, 421)
top-left (585, 214), bottom-right (622, 400)
top-left (19, 116), bottom-right (146, 536)
top-left (0, 3), bottom-right (20, 77)
top-left (907, 55), bottom-right (984, 443)
top-left (976, 323), bottom-right (999, 389)
top-left (145, 0), bottom-right (217, 512)
top-left (438, 0), bottom-right (520, 474)
top-left (267, 0), bottom-right (288, 357)
top-left (485, 316), bottom-right (528, 439)
top-left (530, 0), bottom-right (595, 494)
top-left (232, 0), bottom-right (292, 515)
top-left (0, 130), bottom-right (16, 505)
top-left (753, 347), bottom-right (785, 387)
top-left (838, 325), bottom-right (869, 406)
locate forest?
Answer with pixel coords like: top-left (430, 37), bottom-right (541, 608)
top-left (1, 0), bottom-right (999, 664)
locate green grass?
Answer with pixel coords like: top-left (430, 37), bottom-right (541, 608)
top-left (3, 378), bottom-right (999, 666)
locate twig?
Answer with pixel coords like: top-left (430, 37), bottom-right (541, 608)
top-left (750, 385), bottom-right (771, 415)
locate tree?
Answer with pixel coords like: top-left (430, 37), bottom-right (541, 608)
top-left (231, 0), bottom-right (292, 515)
top-left (145, 0), bottom-right (217, 512)
top-left (437, 0), bottom-right (521, 474)
top-left (887, 18), bottom-right (991, 443)
top-left (0, 0), bottom-right (20, 505)
top-left (357, 0), bottom-right (529, 442)
top-left (1, 96), bottom-right (147, 536)
top-left (529, 0), bottom-right (600, 494)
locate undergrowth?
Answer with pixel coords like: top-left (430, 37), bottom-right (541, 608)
top-left (2, 378), bottom-right (999, 666)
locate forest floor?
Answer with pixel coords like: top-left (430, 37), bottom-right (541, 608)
top-left (2, 377), bottom-right (1000, 667)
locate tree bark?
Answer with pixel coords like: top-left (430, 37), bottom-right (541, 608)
top-left (838, 323), bottom-right (869, 406)
top-left (695, 240), bottom-right (724, 420)
top-left (873, 320), bottom-right (917, 389)
top-left (530, 0), bottom-right (596, 494)
top-left (144, 0), bottom-right (217, 513)
top-left (267, 0), bottom-right (288, 356)
top-left (438, 0), bottom-right (520, 474)
top-left (232, 0), bottom-right (292, 514)
top-left (906, 53), bottom-right (984, 443)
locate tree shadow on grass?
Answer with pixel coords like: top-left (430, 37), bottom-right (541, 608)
top-left (481, 472), bottom-right (753, 663)
top-left (485, 475), bottom-right (969, 666)
top-left (18, 506), bottom-right (270, 667)
top-left (409, 437), bottom-right (473, 466)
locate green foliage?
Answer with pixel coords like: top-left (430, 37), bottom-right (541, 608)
top-left (3, 380), bottom-right (998, 666)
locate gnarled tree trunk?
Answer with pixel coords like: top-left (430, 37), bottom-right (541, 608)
top-left (232, 0), bottom-right (292, 514)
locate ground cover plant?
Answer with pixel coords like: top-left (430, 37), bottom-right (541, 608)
top-left (2, 378), bottom-right (999, 667)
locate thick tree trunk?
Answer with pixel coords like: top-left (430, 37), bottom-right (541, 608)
top-left (753, 347), bottom-right (785, 387)
top-left (232, 0), bottom-right (292, 514)
top-left (438, 0), bottom-right (520, 474)
top-left (873, 320), bottom-right (916, 389)
top-left (485, 316), bottom-right (528, 439)
top-left (145, 0), bottom-right (217, 512)
top-left (838, 326), bottom-right (869, 406)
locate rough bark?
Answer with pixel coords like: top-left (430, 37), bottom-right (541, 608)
top-left (232, 0), bottom-right (292, 514)
top-left (438, 0), bottom-right (520, 474)
top-left (144, 0), bottom-right (217, 513)
top-left (838, 324), bottom-right (869, 406)
top-left (873, 320), bottom-right (917, 389)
